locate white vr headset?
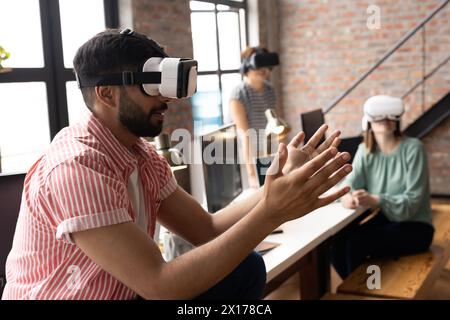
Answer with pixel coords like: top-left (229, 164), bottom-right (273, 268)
top-left (76, 29), bottom-right (198, 99)
top-left (362, 95), bottom-right (404, 130)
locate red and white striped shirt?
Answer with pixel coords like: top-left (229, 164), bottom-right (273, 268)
top-left (2, 112), bottom-right (177, 300)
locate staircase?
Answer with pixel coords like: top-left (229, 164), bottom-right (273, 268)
top-left (404, 91), bottom-right (450, 139)
top-left (322, 0), bottom-right (450, 196)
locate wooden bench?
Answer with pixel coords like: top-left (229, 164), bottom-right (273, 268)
top-left (335, 203), bottom-right (450, 300)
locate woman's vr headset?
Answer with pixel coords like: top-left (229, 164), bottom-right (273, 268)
top-left (76, 29), bottom-right (198, 99)
top-left (240, 49), bottom-right (280, 74)
top-left (362, 95), bottom-right (404, 130)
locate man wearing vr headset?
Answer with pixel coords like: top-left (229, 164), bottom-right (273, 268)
top-left (3, 29), bottom-right (353, 300)
top-left (331, 95), bottom-right (434, 279)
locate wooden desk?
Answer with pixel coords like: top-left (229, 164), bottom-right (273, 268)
top-left (262, 202), bottom-right (368, 299)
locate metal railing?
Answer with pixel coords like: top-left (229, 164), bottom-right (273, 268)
top-left (401, 54), bottom-right (450, 100)
top-left (323, 0), bottom-right (450, 114)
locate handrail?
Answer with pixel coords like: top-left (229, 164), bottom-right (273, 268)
top-left (401, 54), bottom-right (450, 99)
top-left (323, 0), bottom-right (450, 114)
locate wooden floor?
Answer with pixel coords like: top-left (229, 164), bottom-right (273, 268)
top-left (264, 266), bottom-right (344, 300)
top-left (264, 198), bottom-right (450, 300)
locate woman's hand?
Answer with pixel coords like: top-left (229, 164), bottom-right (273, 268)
top-left (352, 189), bottom-right (380, 207)
top-left (261, 143), bottom-right (352, 226)
top-left (341, 193), bottom-right (357, 209)
top-left (282, 124), bottom-right (341, 175)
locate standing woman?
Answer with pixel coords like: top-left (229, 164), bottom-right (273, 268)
top-left (229, 47), bottom-right (280, 187)
top-left (332, 95), bottom-right (435, 279)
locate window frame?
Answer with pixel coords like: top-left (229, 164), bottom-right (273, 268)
top-left (190, 0), bottom-right (248, 126)
top-left (0, 0), bottom-right (119, 139)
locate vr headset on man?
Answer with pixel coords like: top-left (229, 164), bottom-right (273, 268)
top-left (76, 29), bottom-right (198, 99)
top-left (362, 95), bottom-right (404, 130)
top-left (240, 49), bottom-right (280, 74)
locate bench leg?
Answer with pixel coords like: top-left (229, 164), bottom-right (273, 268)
top-left (299, 241), bottom-right (331, 299)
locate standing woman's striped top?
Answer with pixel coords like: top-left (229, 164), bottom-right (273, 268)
top-left (229, 80), bottom-right (277, 132)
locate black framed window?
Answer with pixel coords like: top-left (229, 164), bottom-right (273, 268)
top-left (0, 0), bottom-right (118, 174)
top-left (189, 0), bottom-right (247, 134)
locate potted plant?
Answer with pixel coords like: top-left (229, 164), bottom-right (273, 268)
top-left (0, 46), bottom-right (12, 73)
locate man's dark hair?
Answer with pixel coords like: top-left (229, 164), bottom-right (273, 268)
top-left (73, 29), bottom-right (166, 110)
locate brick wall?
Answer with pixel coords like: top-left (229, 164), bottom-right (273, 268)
top-left (126, 0), bottom-right (450, 194)
top-left (276, 0), bottom-right (450, 194)
top-left (423, 116), bottom-right (450, 195)
top-left (132, 0), bottom-right (194, 134)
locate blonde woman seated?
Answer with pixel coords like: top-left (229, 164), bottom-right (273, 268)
top-left (331, 95), bottom-right (434, 278)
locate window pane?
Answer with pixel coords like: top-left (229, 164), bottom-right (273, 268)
top-left (239, 9), bottom-right (247, 51)
top-left (221, 73), bottom-right (242, 124)
top-left (0, 0), bottom-right (44, 68)
top-left (0, 82), bottom-right (50, 173)
top-left (192, 75), bottom-right (222, 134)
top-left (66, 81), bottom-right (88, 124)
top-left (191, 12), bottom-right (218, 72)
top-left (218, 12), bottom-right (241, 70)
top-left (59, 0), bottom-right (105, 68)
top-left (190, 1), bottom-right (215, 10)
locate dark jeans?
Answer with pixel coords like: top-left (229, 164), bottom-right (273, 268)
top-left (195, 252), bottom-right (267, 300)
top-left (330, 212), bottom-right (435, 279)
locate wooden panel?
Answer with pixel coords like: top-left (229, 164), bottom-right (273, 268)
top-left (427, 267), bottom-right (450, 299)
top-left (264, 273), bottom-right (300, 300)
top-left (299, 244), bottom-right (331, 300)
top-left (337, 246), bottom-right (445, 299)
top-left (431, 205), bottom-right (450, 247)
top-left (321, 292), bottom-right (389, 300)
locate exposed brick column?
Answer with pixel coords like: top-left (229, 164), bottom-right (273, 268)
top-left (132, 0), bottom-right (194, 135)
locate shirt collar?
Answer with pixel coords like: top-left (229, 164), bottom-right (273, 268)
top-left (83, 112), bottom-right (153, 172)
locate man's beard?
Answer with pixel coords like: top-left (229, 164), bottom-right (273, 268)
top-left (118, 90), bottom-right (168, 138)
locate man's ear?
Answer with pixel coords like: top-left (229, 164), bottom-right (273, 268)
top-left (94, 86), bottom-right (118, 109)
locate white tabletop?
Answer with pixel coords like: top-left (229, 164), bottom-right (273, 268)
top-left (262, 202), bottom-right (367, 282)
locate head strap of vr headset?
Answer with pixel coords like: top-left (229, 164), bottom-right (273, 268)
top-left (76, 28), bottom-right (168, 89)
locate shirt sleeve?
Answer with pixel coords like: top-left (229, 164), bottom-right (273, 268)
top-left (341, 143), bottom-right (366, 191)
top-left (153, 151), bottom-right (178, 200)
top-left (379, 141), bottom-right (429, 222)
top-left (229, 84), bottom-right (245, 105)
top-left (45, 159), bottom-right (132, 245)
